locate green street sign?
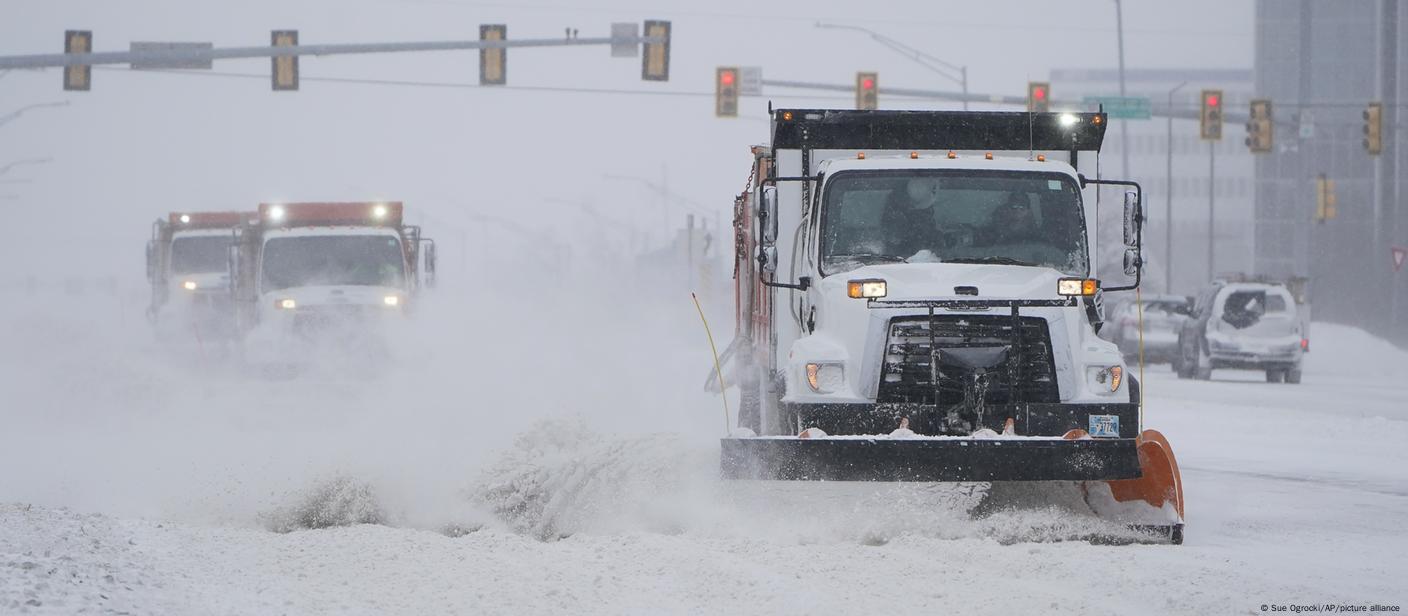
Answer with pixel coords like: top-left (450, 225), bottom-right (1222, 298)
top-left (1083, 95), bottom-right (1152, 120)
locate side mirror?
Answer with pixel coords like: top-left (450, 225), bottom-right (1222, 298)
top-left (1123, 247), bottom-right (1142, 276)
top-left (759, 245), bottom-right (778, 274)
top-left (1122, 190), bottom-right (1141, 247)
top-left (145, 241), bottom-right (156, 282)
top-left (424, 240), bottom-right (438, 289)
top-left (760, 185), bottom-right (778, 245)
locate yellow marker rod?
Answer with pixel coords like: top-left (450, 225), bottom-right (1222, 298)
top-left (692, 292), bottom-right (732, 435)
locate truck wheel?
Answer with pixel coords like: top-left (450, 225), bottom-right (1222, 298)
top-left (1265, 370), bottom-right (1284, 383)
top-left (1285, 368), bottom-right (1302, 385)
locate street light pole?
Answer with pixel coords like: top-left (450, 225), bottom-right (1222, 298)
top-left (1114, 0), bottom-right (1131, 179)
top-left (815, 23), bottom-right (969, 110)
top-left (0, 101), bottom-right (70, 129)
top-left (1166, 80), bottom-right (1188, 294)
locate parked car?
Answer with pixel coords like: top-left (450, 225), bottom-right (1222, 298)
top-left (1103, 295), bottom-right (1193, 364)
top-left (1174, 279), bottom-right (1307, 383)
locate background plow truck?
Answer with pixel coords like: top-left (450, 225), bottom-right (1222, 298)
top-left (719, 109), bottom-right (1184, 544)
top-left (231, 201), bottom-right (436, 370)
top-left (147, 210), bottom-right (252, 344)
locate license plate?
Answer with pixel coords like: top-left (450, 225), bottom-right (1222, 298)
top-left (1088, 415), bottom-right (1120, 438)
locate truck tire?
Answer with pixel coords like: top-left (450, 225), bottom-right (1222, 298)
top-left (1265, 369), bottom-right (1284, 383)
top-left (1285, 368), bottom-right (1302, 384)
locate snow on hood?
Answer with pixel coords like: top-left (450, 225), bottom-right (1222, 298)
top-left (821, 262), bottom-right (1067, 301)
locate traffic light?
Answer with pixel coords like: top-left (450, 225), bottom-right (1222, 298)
top-left (1364, 102), bottom-right (1383, 155)
top-left (1200, 89), bottom-right (1224, 140)
top-left (63, 30), bottom-right (93, 91)
top-left (271, 30), bottom-right (298, 91)
top-left (715, 66), bottom-right (739, 118)
top-left (641, 20), bottom-right (671, 81)
top-left (856, 72), bottom-right (878, 110)
top-left (1315, 174), bottom-right (1337, 222)
top-left (1245, 99), bottom-right (1273, 153)
top-left (1027, 81), bottom-right (1050, 113)
top-left (480, 25), bottom-right (507, 86)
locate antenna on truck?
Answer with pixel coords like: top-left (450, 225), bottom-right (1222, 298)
top-left (1027, 110), bottom-right (1035, 161)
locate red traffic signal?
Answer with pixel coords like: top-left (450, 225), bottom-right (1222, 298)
top-left (1027, 81), bottom-right (1050, 112)
top-left (715, 66), bottom-right (739, 118)
top-left (856, 71), bottom-right (878, 110)
top-left (1200, 89), bottom-right (1224, 141)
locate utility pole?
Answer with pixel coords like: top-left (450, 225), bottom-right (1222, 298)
top-left (1166, 80), bottom-right (1188, 294)
top-left (1379, 0), bottom-right (1401, 341)
top-left (1207, 142), bottom-right (1216, 282)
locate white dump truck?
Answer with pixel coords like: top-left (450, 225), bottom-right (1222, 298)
top-left (720, 109), bottom-right (1184, 543)
top-left (146, 211), bottom-right (250, 342)
top-left (231, 201), bottom-right (436, 369)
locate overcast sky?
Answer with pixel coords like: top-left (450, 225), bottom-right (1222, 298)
top-left (1, 0), bottom-right (1254, 280)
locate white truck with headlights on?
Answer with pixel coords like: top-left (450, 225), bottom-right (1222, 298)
top-left (715, 109), bottom-right (1186, 544)
top-left (146, 210), bottom-right (251, 344)
top-left (231, 202), bottom-right (437, 370)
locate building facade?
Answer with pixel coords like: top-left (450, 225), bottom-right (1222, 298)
top-left (1254, 0), bottom-right (1406, 345)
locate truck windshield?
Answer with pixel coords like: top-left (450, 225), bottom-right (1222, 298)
top-left (261, 235), bottom-right (405, 291)
top-left (171, 236), bottom-right (230, 275)
top-left (819, 169), bottom-right (1089, 276)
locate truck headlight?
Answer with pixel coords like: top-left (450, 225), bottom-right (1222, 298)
top-left (182, 280), bottom-right (198, 291)
top-left (805, 362), bottom-right (844, 394)
top-left (382, 295), bottom-right (400, 307)
top-left (846, 279), bottom-right (886, 299)
top-left (1088, 365), bottom-right (1122, 394)
top-left (275, 298), bottom-right (296, 310)
top-left (1057, 278), bottom-right (1099, 296)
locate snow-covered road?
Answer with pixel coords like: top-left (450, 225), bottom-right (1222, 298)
top-left (3, 288), bottom-right (1406, 614)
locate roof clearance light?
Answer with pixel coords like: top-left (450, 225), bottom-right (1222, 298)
top-left (985, 152), bottom-right (993, 160)
top-left (372, 204), bottom-right (388, 220)
top-left (910, 151), bottom-right (919, 159)
top-left (781, 111), bottom-right (794, 121)
top-left (268, 205), bottom-right (286, 222)
top-left (846, 278), bottom-right (887, 299)
top-left (179, 214), bottom-right (191, 224)
top-left (857, 152), bottom-right (866, 159)
top-left (1037, 154), bottom-right (1047, 162)
top-left (1093, 115), bottom-right (1104, 125)
top-left (1059, 113), bottom-right (1079, 127)
top-left (947, 151), bottom-right (957, 159)
top-left (1057, 278), bottom-right (1099, 296)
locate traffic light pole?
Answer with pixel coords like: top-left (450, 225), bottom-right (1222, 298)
top-left (1207, 141), bottom-right (1216, 282)
top-left (1166, 81), bottom-right (1188, 294)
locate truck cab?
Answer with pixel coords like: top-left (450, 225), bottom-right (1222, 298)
top-left (232, 202), bottom-right (436, 365)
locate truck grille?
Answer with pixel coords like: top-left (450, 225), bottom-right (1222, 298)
top-left (877, 315), bottom-right (1059, 405)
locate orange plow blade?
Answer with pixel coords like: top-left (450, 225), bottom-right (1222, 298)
top-left (1107, 429), bottom-right (1184, 520)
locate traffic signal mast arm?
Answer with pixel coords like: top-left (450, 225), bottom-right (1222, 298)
top-left (0, 30), bottom-right (670, 70)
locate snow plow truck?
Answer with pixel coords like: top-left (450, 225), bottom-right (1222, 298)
top-left (146, 210), bottom-right (251, 342)
top-left (230, 201), bottom-right (437, 369)
top-left (720, 108), bottom-right (1185, 543)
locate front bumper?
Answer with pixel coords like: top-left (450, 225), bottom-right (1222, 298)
top-left (720, 436), bottom-right (1140, 481)
top-left (1208, 349), bottom-right (1301, 369)
top-left (783, 401), bottom-right (1141, 439)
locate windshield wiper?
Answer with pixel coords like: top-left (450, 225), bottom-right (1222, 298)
top-left (943, 256), bottom-right (1039, 267)
top-left (832, 253), bottom-right (907, 264)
